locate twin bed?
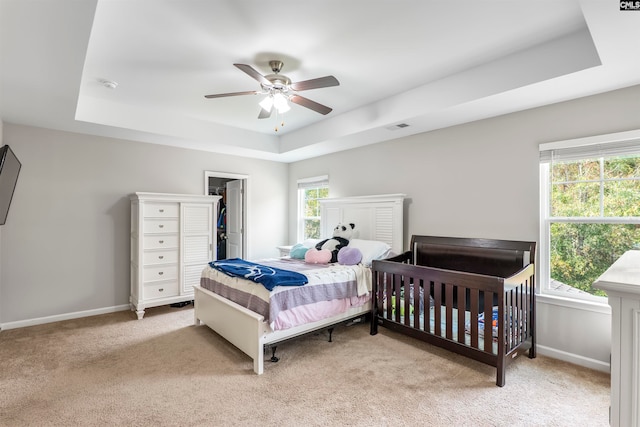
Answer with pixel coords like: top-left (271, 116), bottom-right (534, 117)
top-left (194, 194), bottom-right (536, 386)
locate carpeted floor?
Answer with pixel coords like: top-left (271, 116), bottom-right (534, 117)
top-left (0, 305), bottom-right (610, 426)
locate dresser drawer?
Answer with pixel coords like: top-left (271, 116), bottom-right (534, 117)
top-left (144, 218), bottom-right (179, 234)
top-left (144, 264), bottom-right (178, 282)
top-left (143, 249), bottom-right (179, 266)
top-left (143, 234), bottom-right (179, 250)
top-left (144, 280), bottom-right (179, 299)
top-left (143, 203), bottom-right (179, 219)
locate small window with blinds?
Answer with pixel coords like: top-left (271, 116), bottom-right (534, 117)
top-left (297, 175), bottom-right (329, 241)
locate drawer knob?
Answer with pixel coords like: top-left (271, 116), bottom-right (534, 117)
top-left (158, 271), bottom-right (164, 276)
top-left (159, 288), bottom-right (164, 292)
top-left (159, 209), bottom-right (164, 213)
top-left (159, 224), bottom-right (164, 228)
top-left (159, 240), bottom-right (164, 244)
top-left (158, 255), bottom-right (164, 259)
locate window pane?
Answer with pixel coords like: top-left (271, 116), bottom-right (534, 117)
top-left (552, 160), bottom-right (600, 182)
top-left (604, 156), bottom-right (640, 179)
top-left (604, 179), bottom-right (640, 216)
top-left (305, 198), bottom-right (318, 217)
top-left (300, 184), bottom-right (328, 240)
top-left (550, 222), bottom-right (640, 297)
top-left (551, 182), bottom-right (600, 216)
top-left (305, 219), bottom-right (321, 239)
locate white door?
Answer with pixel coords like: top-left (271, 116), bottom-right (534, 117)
top-left (181, 203), bottom-right (214, 294)
top-left (226, 179), bottom-right (243, 258)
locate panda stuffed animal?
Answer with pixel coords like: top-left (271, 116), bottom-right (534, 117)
top-left (315, 222), bottom-right (355, 263)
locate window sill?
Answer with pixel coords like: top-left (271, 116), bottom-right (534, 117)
top-left (536, 292), bottom-right (611, 314)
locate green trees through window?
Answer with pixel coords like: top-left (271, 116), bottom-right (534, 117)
top-left (302, 187), bottom-right (329, 239)
top-left (549, 156), bottom-right (640, 297)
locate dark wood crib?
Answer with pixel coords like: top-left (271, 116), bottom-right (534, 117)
top-left (370, 235), bottom-right (536, 386)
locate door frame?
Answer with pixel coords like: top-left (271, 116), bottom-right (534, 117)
top-left (204, 171), bottom-right (249, 259)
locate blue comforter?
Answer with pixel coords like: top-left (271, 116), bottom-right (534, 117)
top-left (209, 258), bottom-right (308, 291)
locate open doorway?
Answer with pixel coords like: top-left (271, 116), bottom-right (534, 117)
top-left (204, 171), bottom-right (248, 260)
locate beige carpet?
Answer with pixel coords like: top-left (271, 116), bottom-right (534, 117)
top-left (0, 305), bottom-right (610, 426)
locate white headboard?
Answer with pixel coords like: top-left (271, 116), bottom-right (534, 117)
top-left (319, 194), bottom-right (406, 255)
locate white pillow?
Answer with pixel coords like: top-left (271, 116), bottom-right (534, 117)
top-left (348, 239), bottom-right (392, 267)
top-left (302, 239), bottom-right (320, 248)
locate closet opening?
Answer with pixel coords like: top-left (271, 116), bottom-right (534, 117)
top-left (204, 171), bottom-right (248, 261)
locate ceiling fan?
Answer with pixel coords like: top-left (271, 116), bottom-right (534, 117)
top-left (204, 60), bottom-right (339, 119)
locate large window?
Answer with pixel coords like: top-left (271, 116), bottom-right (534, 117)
top-left (540, 132), bottom-right (640, 301)
top-left (297, 175), bottom-right (329, 241)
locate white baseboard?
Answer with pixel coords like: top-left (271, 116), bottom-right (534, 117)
top-left (0, 304), bottom-right (131, 331)
top-left (537, 344), bottom-right (611, 373)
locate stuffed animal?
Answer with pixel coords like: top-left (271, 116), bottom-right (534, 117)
top-left (314, 222), bottom-right (355, 263)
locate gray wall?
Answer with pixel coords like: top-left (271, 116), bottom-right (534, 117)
top-left (288, 84), bottom-right (640, 371)
top-left (0, 124), bottom-right (288, 326)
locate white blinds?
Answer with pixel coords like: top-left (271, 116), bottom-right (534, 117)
top-left (297, 175), bottom-right (329, 189)
top-left (540, 129), bottom-right (640, 163)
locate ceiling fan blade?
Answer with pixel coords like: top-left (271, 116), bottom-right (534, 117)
top-left (258, 107), bottom-right (272, 119)
top-left (204, 90), bottom-right (259, 99)
top-left (289, 75), bottom-right (339, 91)
top-left (290, 95), bottom-right (333, 115)
top-left (234, 63), bottom-right (272, 86)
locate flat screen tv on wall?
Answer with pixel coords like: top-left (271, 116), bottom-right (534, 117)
top-left (0, 144), bottom-right (22, 225)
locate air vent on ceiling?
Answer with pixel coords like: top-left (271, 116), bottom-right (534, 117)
top-left (385, 123), bottom-right (410, 131)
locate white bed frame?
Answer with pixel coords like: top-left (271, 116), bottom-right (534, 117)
top-left (193, 193), bottom-right (406, 374)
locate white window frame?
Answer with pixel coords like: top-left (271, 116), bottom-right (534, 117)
top-left (539, 129), bottom-right (640, 305)
top-left (297, 175), bottom-right (329, 242)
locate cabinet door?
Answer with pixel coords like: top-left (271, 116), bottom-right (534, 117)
top-left (181, 203), bottom-right (214, 295)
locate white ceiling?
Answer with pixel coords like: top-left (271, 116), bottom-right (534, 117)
top-left (2, 0), bottom-right (640, 163)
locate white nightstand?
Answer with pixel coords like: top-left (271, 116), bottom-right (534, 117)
top-left (276, 245), bottom-right (293, 257)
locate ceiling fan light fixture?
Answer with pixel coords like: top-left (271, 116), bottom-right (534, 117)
top-left (273, 92), bottom-right (290, 114)
top-left (259, 95), bottom-right (274, 112)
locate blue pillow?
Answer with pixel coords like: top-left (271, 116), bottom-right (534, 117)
top-left (289, 243), bottom-right (309, 259)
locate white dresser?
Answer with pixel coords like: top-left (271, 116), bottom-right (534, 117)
top-left (130, 192), bottom-right (220, 319)
top-left (593, 250), bottom-right (640, 427)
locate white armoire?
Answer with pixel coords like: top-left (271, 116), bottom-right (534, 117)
top-left (130, 192), bottom-right (220, 319)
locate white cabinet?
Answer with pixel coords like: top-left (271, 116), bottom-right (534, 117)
top-left (130, 192), bottom-right (220, 319)
top-left (276, 245), bottom-right (293, 257)
top-left (593, 250), bottom-right (640, 427)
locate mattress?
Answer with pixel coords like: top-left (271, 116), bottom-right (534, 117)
top-left (200, 258), bottom-right (372, 330)
top-left (384, 285), bottom-right (526, 354)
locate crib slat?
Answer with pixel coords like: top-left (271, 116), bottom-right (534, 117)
top-left (403, 275), bottom-right (411, 326)
top-left (470, 289), bottom-right (479, 349)
top-left (508, 288), bottom-right (514, 349)
top-left (393, 274), bottom-right (402, 323)
top-left (508, 286), bottom-right (513, 347)
top-left (386, 272), bottom-right (394, 320)
top-left (414, 279), bottom-right (422, 331)
top-left (515, 287), bottom-right (520, 348)
top-left (457, 286), bottom-right (466, 343)
top-left (433, 282), bottom-right (441, 336)
top-left (445, 284), bottom-right (454, 340)
top-left (483, 293), bottom-right (493, 354)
